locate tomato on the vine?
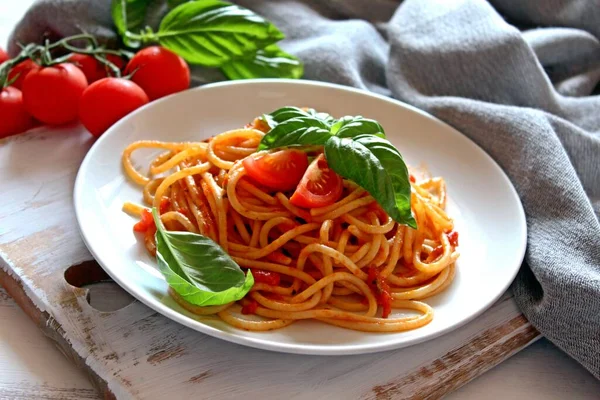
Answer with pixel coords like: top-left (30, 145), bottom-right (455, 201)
top-left (0, 47), bottom-right (8, 64)
top-left (242, 149), bottom-right (309, 192)
top-left (79, 77), bottom-right (149, 137)
top-left (8, 59), bottom-right (40, 90)
top-left (0, 86), bottom-right (34, 138)
top-left (290, 154), bottom-right (343, 208)
top-left (68, 53), bottom-right (102, 83)
top-left (125, 46), bottom-right (190, 100)
top-left (22, 63), bottom-right (88, 125)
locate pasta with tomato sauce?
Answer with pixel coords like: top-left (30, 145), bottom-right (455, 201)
top-left (122, 113), bottom-right (459, 333)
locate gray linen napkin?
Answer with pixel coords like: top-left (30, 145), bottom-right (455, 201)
top-left (8, 0), bottom-right (600, 378)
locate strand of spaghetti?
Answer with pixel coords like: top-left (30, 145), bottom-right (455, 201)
top-left (258, 217), bottom-right (297, 248)
top-left (241, 223), bottom-right (321, 260)
top-left (317, 301), bottom-right (433, 332)
top-left (150, 147), bottom-right (207, 175)
top-left (160, 211), bottom-right (197, 233)
top-left (251, 291), bottom-right (322, 312)
top-left (143, 179), bottom-right (164, 206)
top-left (237, 179), bottom-right (278, 205)
top-left (202, 172), bottom-right (229, 251)
top-left (122, 202), bottom-right (146, 216)
top-left (312, 196), bottom-right (375, 221)
top-left (371, 233), bottom-right (390, 267)
top-left (380, 225), bottom-right (403, 278)
top-left (327, 296), bottom-right (369, 312)
top-left (310, 185), bottom-right (365, 216)
top-left (413, 232), bottom-right (454, 275)
top-left (402, 227), bottom-right (415, 265)
top-left (275, 192), bottom-right (313, 221)
top-left (123, 140), bottom-right (206, 185)
top-left (297, 244), bottom-right (368, 280)
top-left (152, 163), bottom-right (211, 209)
top-left (250, 283), bottom-right (295, 296)
top-left (233, 258), bottom-right (316, 285)
top-left (207, 129), bottom-right (264, 170)
top-left (150, 150), bottom-right (173, 171)
top-left (217, 307), bottom-right (294, 331)
top-left (423, 264), bottom-right (456, 298)
top-left (391, 267), bottom-right (451, 300)
top-left (341, 213), bottom-right (395, 234)
top-left (249, 219), bottom-right (262, 248)
top-left (230, 207), bottom-right (251, 244)
top-left (183, 187), bottom-right (217, 241)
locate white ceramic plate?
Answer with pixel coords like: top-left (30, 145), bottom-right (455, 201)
top-left (74, 79), bottom-right (526, 355)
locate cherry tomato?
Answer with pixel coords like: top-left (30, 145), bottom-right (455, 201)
top-left (8, 59), bottom-right (40, 90)
top-left (0, 47), bottom-right (8, 64)
top-left (68, 53), bottom-right (102, 83)
top-left (79, 77), bottom-right (149, 137)
top-left (125, 46), bottom-right (190, 100)
top-left (290, 154), bottom-right (343, 208)
top-left (22, 63), bottom-right (87, 125)
top-left (0, 86), bottom-right (34, 138)
top-left (242, 149), bottom-right (309, 192)
top-left (102, 54), bottom-right (126, 76)
top-left (252, 270), bottom-right (281, 286)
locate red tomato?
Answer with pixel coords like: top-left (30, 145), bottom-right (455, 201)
top-left (79, 77), bottom-right (149, 137)
top-left (241, 299), bottom-right (259, 315)
top-left (290, 154), bottom-right (343, 208)
top-left (22, 63), bottom-right (88, 125)
top-left (8, 59), bottom-right (40, 90)
top-left (133, 209), bottom-right (154, 232)
top-left (0, 47), bottom-right (8, 64)
top-left (367, 267), bottom-right (392, 318)
top-left (103, 54), bottom-right (126, 76)
top-left (0, 86), bottom-right (34, 138)
top-left (447, 231), bottom-right (459, 247)
top-left (68, 53), bottom-right (102, 83)
top-left (242, 149), bottom-right (309, 192)
top-left (125, 46), bottom-right (190, 100)
top-left (252, 270), bottom-right (281, 286)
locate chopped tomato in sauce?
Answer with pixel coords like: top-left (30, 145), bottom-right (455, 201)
top-left (409, 174), bottom-right (416, 183)
top-left (252, 269), bottom-right (281, 286)
top-left (241, 299), bottom-right (259, 315)
top-left (159, 198), bottom-right (171, 214)
top-left (447, 231), bottom-right (459, 247)
top-left (367, 266), bottom-right (392, 318)
top-left (133, 209), bottom-right (155, 233)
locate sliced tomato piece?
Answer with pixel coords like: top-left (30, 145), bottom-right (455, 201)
top-left (290, 154), bottom-right (343, 208)
top-left (242, 149), bottom-right (308, 192)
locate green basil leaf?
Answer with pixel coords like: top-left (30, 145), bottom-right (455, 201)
top-left (111, 0), bottom-right (150, 48)
top-left (221, 44), bottom-right (303, 80)
top-left (258, 117), bottom-right (331, 150)
top-left (324, 135), bottom-right (416, 228)
top-left (157, 0), bottom-right (285, 67)
top-left (331, 116), bottom-right (385, 138)
top-left (265, 107), bottom-right (335, 133)
top-left (153, 209), bottom-right (253, 306)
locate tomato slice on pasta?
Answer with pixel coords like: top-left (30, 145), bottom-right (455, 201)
top-left (290, 154), bottom-right (343, 208)
top-left (242, 149), bottom-right (308, 192)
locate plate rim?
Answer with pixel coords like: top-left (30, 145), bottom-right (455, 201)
top-left (73, 78), bottom-right (527, 355)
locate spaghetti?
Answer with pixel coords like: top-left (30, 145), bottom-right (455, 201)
top-left (122, 116), bottom-right (459, 333)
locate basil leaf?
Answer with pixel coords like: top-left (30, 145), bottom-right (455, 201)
top-left (153, 209), bottom-right (253, 306)
top-left (157, 0), bottom-right (285, 67)
top-left (324, 135), bottom-right (416, 228)
top-left (258, 117), bottom-right (331, 150)
top-left (331, 116), bottom-right (385, 138)
top-left (221, 44), bottom-right (303, 80)
top-left (270, 106), bottom-right (314, 124)
top-left (111, 0), bottom-right (149, 48)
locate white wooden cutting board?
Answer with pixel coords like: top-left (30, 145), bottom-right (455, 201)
top-left (0, 127), bottom-right (540, 399)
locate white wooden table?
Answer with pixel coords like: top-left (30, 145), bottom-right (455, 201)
top-left (1, 3), bottom-right (599, 399)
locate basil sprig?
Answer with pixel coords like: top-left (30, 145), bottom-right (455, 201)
top-left (258, 107), bottom-right (417, 228)
top-left (152, 209), bottom-right (253, 306)
top-left (111, 0), bottom-right (303, 80)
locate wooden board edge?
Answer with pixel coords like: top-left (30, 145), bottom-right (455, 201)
top-left (0, 267), bottom-right (113, 400)
top-left (370, 313), bottom-right (541, 399)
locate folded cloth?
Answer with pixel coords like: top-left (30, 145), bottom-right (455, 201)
top-left (8, 0), bottom-right (599, 378)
